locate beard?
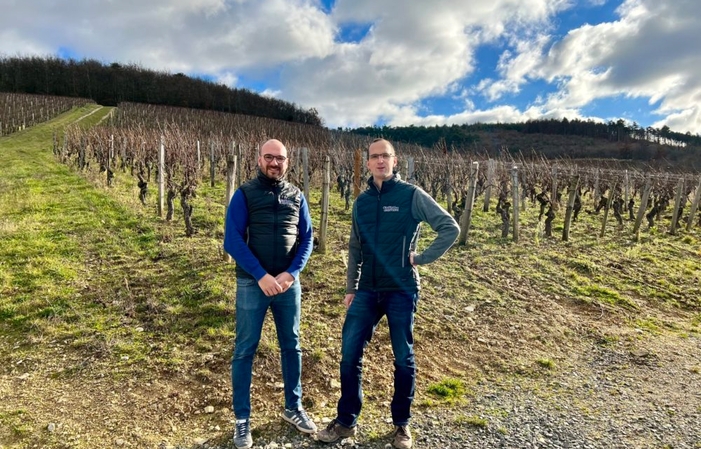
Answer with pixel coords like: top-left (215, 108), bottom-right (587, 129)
top-left (264, 165), bottom-right (285, 180)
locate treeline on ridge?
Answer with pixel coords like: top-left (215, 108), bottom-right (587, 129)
top-left (351, 118), bottom-right (701, 150)
top-left (0, 55), bottom-right (322, 126)
top-left (350, 118), bottom-right (701, 162)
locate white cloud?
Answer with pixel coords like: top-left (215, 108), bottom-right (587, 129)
top-left (0, 0), bottom-right (336, 72)
top-left (536, 0), bottom-right (701, 133)
top-left (0, 29), bottom-right (53, 57)
top-left (390, 104), bottom-right (589, 128)
top-left (477, 33), bottom-right (553, 101)
top-left (281, 0), bottom-right (570, 127)
top-left (216, 72), bottom-right (238, 88)
top-left (2, 0), bottom-right (701, 134)
top-left (260, 88), bottom-right (281, 98)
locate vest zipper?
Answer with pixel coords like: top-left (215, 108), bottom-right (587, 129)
top-left (273, 185), bottom-right (279, 271)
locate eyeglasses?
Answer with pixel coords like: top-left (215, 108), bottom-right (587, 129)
top-left (368, 153), bottom-right (394, 160)
top-left (263, 154), bottom-right (287, 163)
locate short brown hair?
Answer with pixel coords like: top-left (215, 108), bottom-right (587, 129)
top-left (368, 138), bottom-right (395, 155)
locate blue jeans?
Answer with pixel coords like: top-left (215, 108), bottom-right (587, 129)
top-left (336, 290), bottom-right (419, 427)
top-left (231, 277), bottom-right (302, 419)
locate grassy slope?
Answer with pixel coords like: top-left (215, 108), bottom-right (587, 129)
top-left (0, 109), bottom-right (700, 448)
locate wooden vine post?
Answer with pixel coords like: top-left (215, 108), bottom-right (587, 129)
top-left (599, 182), bottom-right (617, 238)
top-left (353, 148), bottom-right (362, 198)
top-left (483, 158), bottom-right (495, 212)
top-left (407, 156), bottom-right (415, 183)
top-left (318, 156), bottom-right (331, 253)
top-left (236, 142), bottom-right (244, 189)
top-left (669, 178), bottom-right (684, 235)
top-left (158, 135), bottom-right (165, 218)
top-left (121, 136), bottom-right (127, 171)
top-left (633, 180), bottom-right (652, 240)
top-left (301, 147), bottom-right (310, 202)
top-left (196, 140), bottom-right (201, 171)
top-left (686, 176), bottom-right (701, 232)
top-left (209, 140), bottom-right (216, 188)
top-left (511, 165), bottom-right (520, 242)
top-left (445, 170), bottom-right (453, 215)
top-left (551, 166), bottom-right (559, 210)
top-left (593, 169), bottom-right (600, 207)
top-left (224, 144), bottom-right (238, 262)
top-left (562, 177), bottom-right (580, 241)
top-left (457, 161), bottom-right (479, 245)
top-left (52, 129), bottom-right (58, 157)
top-left (107, 134), bottom-right (114, 186)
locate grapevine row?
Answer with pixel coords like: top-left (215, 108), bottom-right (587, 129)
top-left (57, 102), bottom-right (701, 240)
top-left (0, 92), bottom-right (94, 136)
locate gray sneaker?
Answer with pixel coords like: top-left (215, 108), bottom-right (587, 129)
top-left (282, 408), bottom-right (318, 434)
top-left (317, 419), bottom-right (356, 443)
top-left (392, 425), bottom-right (413, 449)
top-left (233, 419), bottom-right (252, 449)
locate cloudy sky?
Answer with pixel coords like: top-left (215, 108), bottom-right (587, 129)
top-left (1, 0), bottom-right (699, 134)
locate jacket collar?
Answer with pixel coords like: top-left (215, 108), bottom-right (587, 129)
top-left (367, 173), bottom-right (399, 194)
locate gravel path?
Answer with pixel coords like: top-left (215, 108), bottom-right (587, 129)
top-left (200, 333), bottom-right (701, 449)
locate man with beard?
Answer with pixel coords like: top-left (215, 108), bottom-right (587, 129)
top-left (224, 139), bottom-right (316, 449)
top-left (318, 138), bottom-right (459, 449)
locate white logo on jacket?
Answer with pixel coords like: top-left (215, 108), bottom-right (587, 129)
top-left (383, 206), bottom-right (399, 212)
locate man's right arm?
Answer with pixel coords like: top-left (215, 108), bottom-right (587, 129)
top-left (223, 189), bottom-right (267, 281)
top-left (410, 187), bottom-right (459, 265)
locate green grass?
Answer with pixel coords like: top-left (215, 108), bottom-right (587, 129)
top-left (427, 378), bottom-right (467, 401)
top-left (1, 106), bottom-right (701, 447)
top-left (454, 414), bottom-right (488, 428)
top-left (1, 106), bottom-right (238, 383)
top-left (536, 358), bottom-right (556, 370)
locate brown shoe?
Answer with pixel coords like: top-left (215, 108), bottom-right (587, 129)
top-left (317, 419), bottom-right (356, 443)
top-left (392, 425), bottom-right (413, 449)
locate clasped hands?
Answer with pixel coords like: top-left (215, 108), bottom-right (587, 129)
top-left (258, 272), bottom-right (294, 296)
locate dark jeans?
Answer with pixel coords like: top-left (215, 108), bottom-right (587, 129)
top-left (231, 277), bottom-right (302, 419)
top-left (336, 289), bottom-right (419, 427)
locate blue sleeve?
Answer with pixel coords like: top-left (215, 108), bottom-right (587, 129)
top-left (286, 194), bottom-right (313, 279)
top-left (223, 189), bottom-right (268, 281)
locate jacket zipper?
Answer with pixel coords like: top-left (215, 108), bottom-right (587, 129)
top-left (402, 236), bottom-right (406, 268)
top-left (373, 185), bottom-right (381, 289)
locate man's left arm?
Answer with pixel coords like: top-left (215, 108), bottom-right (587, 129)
top-left (411, 187), bottom-right (460, 265)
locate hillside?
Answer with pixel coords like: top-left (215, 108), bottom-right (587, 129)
top-left (0, 56), bottom-right (322, 126)
top-left (350, 122), bottom-right (701, 171)
top-left (471, 128), bottom-right (700, 169)
top-left (1, 107), bottom-right (700, 448)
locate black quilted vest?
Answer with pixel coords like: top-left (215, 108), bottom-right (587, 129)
top-left (236, 170), bottom-right (302, 279)
top-left (355, 176), bottom-right (420, 292)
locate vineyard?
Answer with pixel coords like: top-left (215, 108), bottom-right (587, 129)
top-left (0, 92), bottom-right (93, 136)
top-left (1, 98), bottom-right (700, 449)
top-left (52, 101), bottom-right (701, 244)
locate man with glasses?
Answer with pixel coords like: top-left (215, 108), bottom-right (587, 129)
top-left (224, 138), bottom-right (316, 448)
top-left (318, 138), bottom-right (459, 448)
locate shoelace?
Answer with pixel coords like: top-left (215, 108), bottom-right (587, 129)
top-left (296, 409), bottom-right (310, 422)
top-left (236, 421), bottom-right (249, 438)
top-left (396, 425), bottom-right (409, 437)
